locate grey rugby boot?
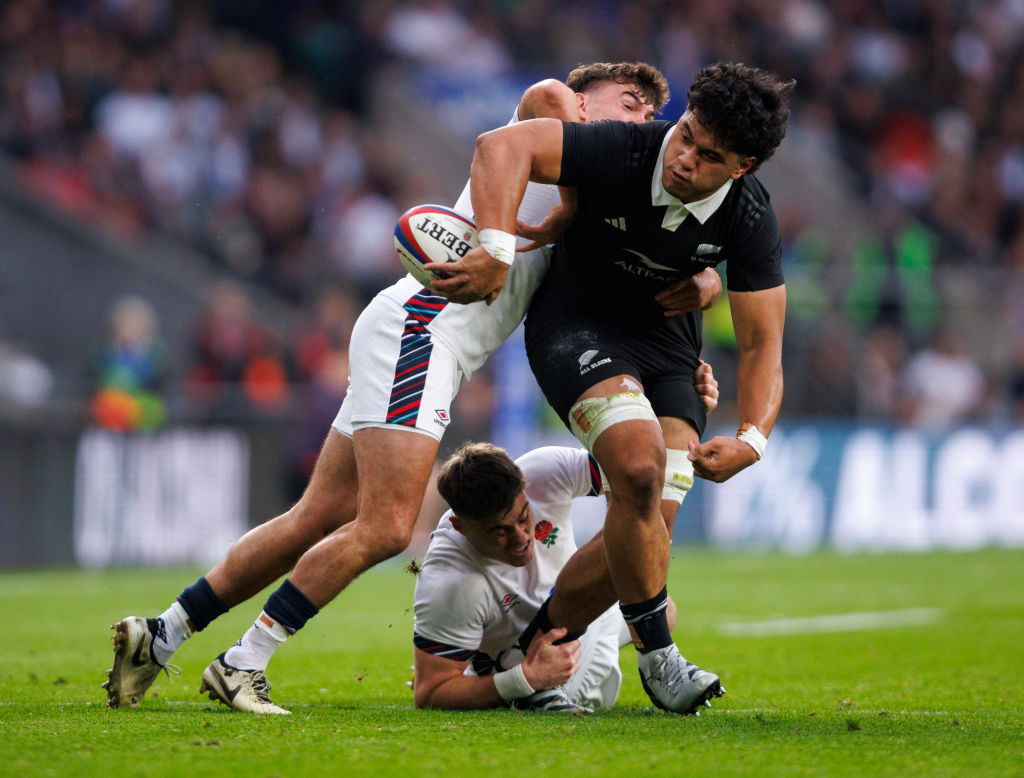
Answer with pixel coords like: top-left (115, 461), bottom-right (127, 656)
top-left (637, 644), bottom-right (725, 715)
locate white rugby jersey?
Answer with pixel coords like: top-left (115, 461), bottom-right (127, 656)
top-left (379, 108), bottom-right (559, 376)
top-left (413, 446), bottom-right (603, 666)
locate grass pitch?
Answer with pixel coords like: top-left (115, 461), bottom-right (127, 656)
top-left (0, 548), bottom-right (1021, 777)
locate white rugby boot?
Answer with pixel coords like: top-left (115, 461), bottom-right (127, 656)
top-left (199, 654), bottom-right (290, 715)
top-left (104, 617), bottom-right (181, 708)
top-left (637, 644), bottom-right (725, 715)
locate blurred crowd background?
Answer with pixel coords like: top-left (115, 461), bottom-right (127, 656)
top-left (4, 0), bottom-right (1024, 483)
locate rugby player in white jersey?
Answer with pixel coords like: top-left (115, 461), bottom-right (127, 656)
top-left (104, 63), bottom-right (722, 714)
top-left (413, 438), bottom-right (684, 712)
top-left (413, 443), bottom-right (624, 712)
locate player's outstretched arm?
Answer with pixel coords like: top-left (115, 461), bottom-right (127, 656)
top-left (427, 119), bottom-right (564, 305)
top-left (689, 284), bottom-right (785, 482)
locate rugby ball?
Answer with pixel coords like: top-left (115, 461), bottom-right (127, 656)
top-left (394, 204), bottom-right (478, 287)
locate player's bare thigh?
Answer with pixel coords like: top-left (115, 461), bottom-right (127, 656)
top-left (657, 415), bottom-right (700, 450)
top-left (351, 425), bottom-right (440, 533)
top-left (284, 425), bottom-right (440, 602)
top-left (286, 428), bottom-right (361, 537)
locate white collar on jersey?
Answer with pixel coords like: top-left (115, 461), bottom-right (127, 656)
top-left (651, 125), bottom-right (734, 231)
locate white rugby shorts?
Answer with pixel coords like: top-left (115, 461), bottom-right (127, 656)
top-left (332, 287), bottom-right (465, 441)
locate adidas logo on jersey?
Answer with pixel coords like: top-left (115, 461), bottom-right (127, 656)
top-left (604, 217), bottom-right (627, 231)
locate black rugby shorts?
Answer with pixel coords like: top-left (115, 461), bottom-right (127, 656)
top-left (524, 309), bottom-right (707, 437)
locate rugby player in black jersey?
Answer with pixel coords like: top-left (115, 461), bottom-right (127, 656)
top-left (430, 63), bottom-right (794, 714)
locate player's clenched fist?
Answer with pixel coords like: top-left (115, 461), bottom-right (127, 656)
top-left (687, 436), bottom-right (759, 483)
top-left (520, 627), bottom-right (582, 691)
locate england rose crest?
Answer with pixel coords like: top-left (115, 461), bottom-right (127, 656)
top-left (534, 520), bottom-right (558, 547)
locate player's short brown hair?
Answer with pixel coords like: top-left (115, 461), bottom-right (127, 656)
top-left (436, 442), bottom-right (526, 521)
top-left (686, 62), bottom-right (795, 173)
top-left (566, 62), bottom-right (671, 114)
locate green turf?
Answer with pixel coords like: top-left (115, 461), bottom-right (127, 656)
top-left (1, 549), bottom-right (1021, 776)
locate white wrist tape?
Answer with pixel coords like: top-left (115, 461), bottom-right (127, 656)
top-left (478, 228), bottom-right (516, 265)
top-left (492, 663), bottom-right (535, 701)
top-left (737, 425), bottom-right (767, 460)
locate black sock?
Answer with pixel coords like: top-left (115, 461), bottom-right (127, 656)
top-left (620, 586), bottom-right (672, 654)
top-left (263, 579), bottom-right (320, 634)
top-left (176, 577), bottom-right (228, 632)
top-left (517, 597), bottom-right (585, 652)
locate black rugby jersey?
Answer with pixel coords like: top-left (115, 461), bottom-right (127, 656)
top-left (529, 119), bottom-right (783, 340)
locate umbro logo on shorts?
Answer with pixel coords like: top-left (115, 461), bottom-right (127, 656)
top-left (434, 409), bottom-right (450, 427)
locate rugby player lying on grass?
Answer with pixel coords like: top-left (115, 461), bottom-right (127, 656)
top-left (411, 363), bottom-right (716, 712)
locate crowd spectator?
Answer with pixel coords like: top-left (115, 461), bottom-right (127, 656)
top-left (0, 343), bottom-right (54, 410)
top-left (291, 284), bottom-right (359, 383)
top-left (1008, 345), bottom-right (1024, 424)
top-left (182, 279), bottom-right (289, 419)
top-left (901, 329), bottom-right (988, 431)
top-left (284, 284), bottom-right (358, 499)
top-left (285, 346), bottom-right (349, 503)
top-left (89, 295), bottom-right (169, 432)
top-left (854, 325), bottom-right (908, 423)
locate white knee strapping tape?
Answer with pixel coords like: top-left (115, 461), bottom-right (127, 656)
top-left (662, 448), bottom-right (694, 504)
top-left (568, 392), bottom-right (657, 451)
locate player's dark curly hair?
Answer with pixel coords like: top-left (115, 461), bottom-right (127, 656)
top-left (566, 62), bottom-right (671, 113)
top-left (686, 63), bottom-right (795, 173)
top-left (437, 442), bottom-right (526, 521)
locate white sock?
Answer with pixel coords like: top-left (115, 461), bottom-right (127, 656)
top-left (151, 601), bottom-right (192, 666)
top-left (223, 612), bottom-right (288, 672)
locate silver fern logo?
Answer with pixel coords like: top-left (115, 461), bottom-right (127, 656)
top-left (691, 244), bottom-right (723, 263)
